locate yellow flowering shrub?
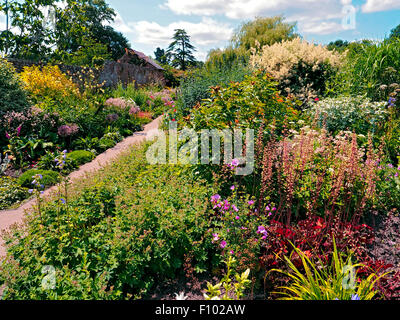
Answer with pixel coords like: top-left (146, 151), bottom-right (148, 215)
top-left (20, 65), bottom-right (79, 99)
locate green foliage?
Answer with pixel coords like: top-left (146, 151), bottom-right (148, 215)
top-left (327, 40), bottom-right (350, 52)
top-left (268, 239), bottom-right (386, 300)
top-left (205, 47), bottom-right (249, 72)
top-left (0, 176), bottom-right (30, 210)
top-left (64, 37), bottom-right (111, 67)
top-left (0, 58), bottom-right (30, 118)
top-left (337, 38), bottom-right (400, 100)
top-left (177, 64), bottom-right (251, 114)
top-left (189, 71), bottom-right (297, 131)
top-left (0, 144), bottom-right (215, 299)
top-left (112, 83), bottom-right (150, 108)
top-left (204, 256), bottom-right (251, 300)
top-left (231, 16), bottom-right (298, 52)
top-left (18, 169), bottom-right (60, 188)
top-left (67, 150), bottom-right (95, 167)
top-left (389, 24), bottom-right (400, 40)
top-left (154, 47), bottom-right (169, 65)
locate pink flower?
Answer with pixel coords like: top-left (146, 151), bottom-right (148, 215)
top-left (248, 200), bottom-right (255, 206)
top-left (220, 241), bottom-right (227, 249)
top-left (231, 159), bottom-right (240, 167)
top-left (230, 250), bottom-right (234, 255)
top-left (212, 233), bottom-right (219, 242)
top-left (16, 126), bottom-right (22, 137)
top-left (235, 216), bottom-right (240, 220)
top-left (232, 204), bottom-right (239, 212)
top-left (230, 185), bottom-right (235, 191)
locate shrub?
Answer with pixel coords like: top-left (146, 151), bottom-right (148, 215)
top-left (67, 150), bottom-right (95, 167)
top-left (0, 176), bottom-right (30, 210)
top-left (177, 64), bottom-right (251, 115)
top-left (0, 58), bottom-right (30, 118)
top-left (18, 169), bottom-right (60, 188)
top-left (20, 65), bottom-right (79, 101)
top-left (188, 71), bottom-right (298, 131)
top-left (306, 96), bottom-right (387, 135)
top-left (250, 38), bottom-right (344, 104)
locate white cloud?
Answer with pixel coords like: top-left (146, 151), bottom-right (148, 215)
top-left (362, 0), bottom-right (400, 13)
top-left (132, 18), bottom-right (233, 46)
top-left (162, 0), bottom-right (358, 35)
top-left (130, 17), bottom-right (233, 60)
top-left (163, 0), bottom-right (344, 19)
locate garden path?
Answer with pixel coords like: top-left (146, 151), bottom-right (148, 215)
top-left (0, 116), bottom-right (163, 258)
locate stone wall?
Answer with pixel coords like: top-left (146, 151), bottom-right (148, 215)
top-left (6, 58), bottom-right (165, 88)
top-left (99, 61), bottom-right (165, 88)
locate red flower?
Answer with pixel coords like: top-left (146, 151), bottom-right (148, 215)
top-left (315, 98), bottom-right (320, 102)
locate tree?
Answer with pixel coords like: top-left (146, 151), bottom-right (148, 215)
top-left (167, 29), bottom-right (197, 71)
top-left (154, 47), bottom-right (169, 65)
top-left (231, 16), bottom-right (299, 51)
top-left (0, 0), bottom-right (58, 60)
top-left (389, 24), bottom-right (400, 40)
top-left (64, 36), bottom-right (111, 67)
top-left (0, 0), bottom-right (129, 63)
top-left (327, 40), bottom-right (350, 52)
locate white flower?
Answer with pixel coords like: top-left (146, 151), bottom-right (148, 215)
top-left (175, 292), bottom-right (188, 300)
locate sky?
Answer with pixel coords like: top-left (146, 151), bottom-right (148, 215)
top-left (105, 0), bottom-right (400, 61)
top-left (0, 0), bottom-right (400, 61)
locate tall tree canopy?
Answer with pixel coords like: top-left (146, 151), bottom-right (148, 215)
top-left (154, 47), bottom-right (169, 65)
top-left (0, 0), bottom-right (130, 63)
top-left (389, 24), bottom-right (400, 40)
top-left (231, 16), bottom-right (299, 51)
top-left (167, 29), bottom-right (197, 71)
top-left (205, 15), bottom-right (298, 71)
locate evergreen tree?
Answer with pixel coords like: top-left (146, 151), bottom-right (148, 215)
top-left (167, 29), bottom-right (197, 71)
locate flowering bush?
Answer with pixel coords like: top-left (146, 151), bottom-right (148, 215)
top-left (20, 65), bottom-right (79, 101)
top-left (188, 71), bottom-right (299, 131)
top-left (256, 127), bottom-right (381, 223)
top-left (250, 38), bottom-right (344, 104)
top-left (306, 96), bottom-right (387, 135)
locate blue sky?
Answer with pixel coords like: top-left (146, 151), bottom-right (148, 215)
top-left (105, 0), bottom-right (400, 61)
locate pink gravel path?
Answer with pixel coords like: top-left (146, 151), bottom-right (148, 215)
top-left (0, 116), bottom-right (162, 257)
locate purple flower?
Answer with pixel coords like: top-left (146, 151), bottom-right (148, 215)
top-left (212, 233), bottom-right (219, 242)
top-left (220, 241), bottom-right (227, 249)
top-left (211, 194), bottom-right (221, 203)
top-left (351, 294), bottom-right (360, 301)
top-left (231, 159), bottom-right (240, 167)
top-left (257, 226), bottom-right (268, 236)
top-left (58, 124), bottom-right (79, 138)
top-left (60, 198), bottom-right (66, 204)
top-left (106, 113), bottom-right (119, 123)
top-left (28, 189), bottom-right (33, 194)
